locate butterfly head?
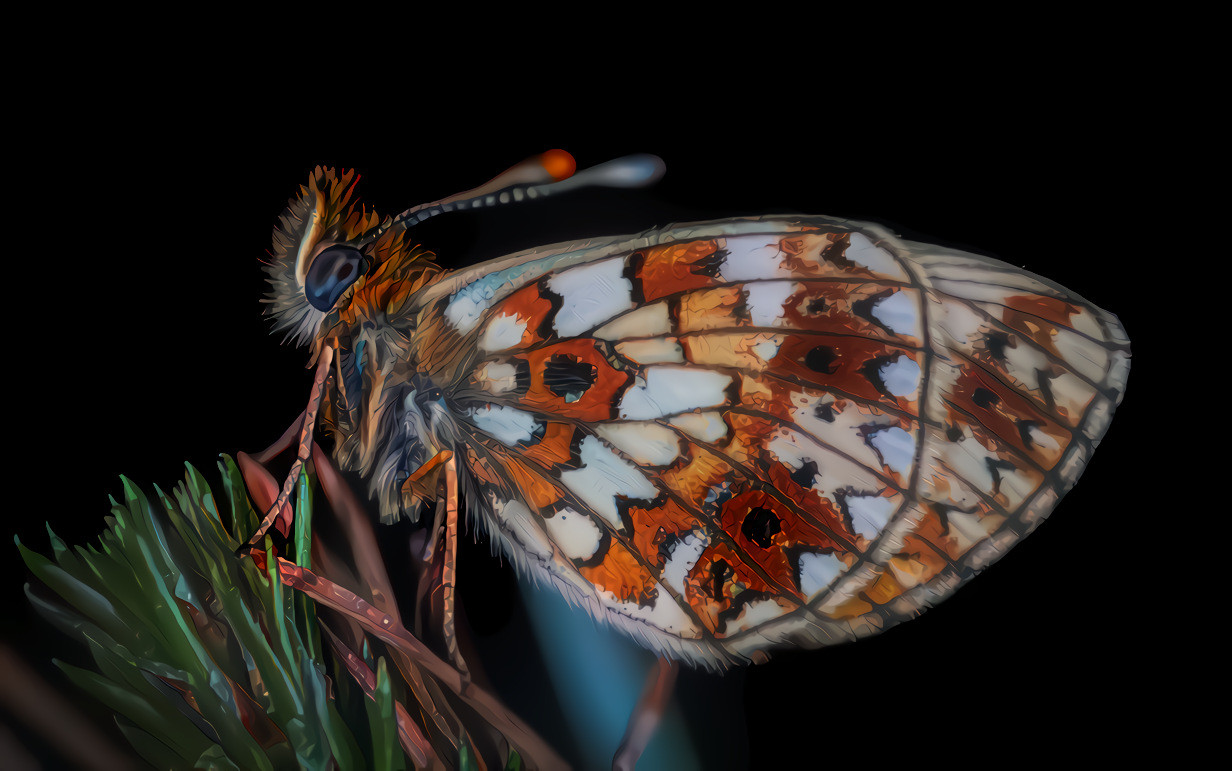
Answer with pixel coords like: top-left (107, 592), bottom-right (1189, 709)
top-left (264, 167), bottom-right (440, 351)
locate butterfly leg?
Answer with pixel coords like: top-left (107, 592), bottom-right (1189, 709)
top-left (402, 449), bottom-right (470, 678)
top-left (439, 453), bottom-right (470, 681)
top-left (612, 657), bottom-right (679, 771)
top-left (241, 343), bottom-right (335, 550)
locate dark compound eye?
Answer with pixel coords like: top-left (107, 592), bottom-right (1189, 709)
top-left (305, 245), bottom-right (365, 311)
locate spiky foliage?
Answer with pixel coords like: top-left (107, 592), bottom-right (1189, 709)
top-left (16, 458), bottom-right (409, 770)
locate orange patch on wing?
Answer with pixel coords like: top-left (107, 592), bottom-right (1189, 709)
top-left (824, 595), bottom-right (875, 620)
top-left (1002, 294), bottom-right (1079, 356)
top-left (717, 488), bottom-right (844, 597)
top-left (779, 284), bottom-right (919, 344)
top-left (626, 498), bottom-right (707, 570)
top-left (464, 444), bottom-right (562, 511)
top-left (684, 541), bottom-right (795, 636)
top-left (779, 232), bottom-right (889, 281)
top-left (488, 281), bottom-right (556, 350)
top-left (677, 286), bottom-right (744, 332)
top-left (520, 421), bottom-right (575, 468)
top-left (946, 365), bottom-right (1069, 467)
top-left (770, 335), bottom-right (921, 412)
top-left (681, 332), bottom-right (782, 372)
top-left (579, 538), bottom-right (658, 606)
top-left (637, 240), bottom-right (722, 301)
top-left (485, 447), bottom-right (562, 511)
top-left (515, 338), bottom-right (630, 421)
top-left (763, 461), bottom-right (856, 544)
top-left (660, 446), bottom-right (734, 508)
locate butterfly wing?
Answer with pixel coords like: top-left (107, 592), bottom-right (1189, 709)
top-left (415, 216), bottom-right (1129, 669)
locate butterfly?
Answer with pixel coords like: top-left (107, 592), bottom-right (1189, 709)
top-left (247, 150), bottom-right (1130, 674)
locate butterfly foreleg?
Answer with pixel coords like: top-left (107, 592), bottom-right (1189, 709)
top-left (612, 657), bottom-right (679, 771)
top-left (241, 343), bottom-right (335, 551)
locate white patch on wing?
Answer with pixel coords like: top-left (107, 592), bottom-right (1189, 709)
top-left (618, 367), bottom-right (732, 420)
top-left (467, 404), bottom-right (539, 446)
top-left (615, 338), bottom-right (684, 364)
top-left (869, 290), bottom-right (921, 338)
top-left (543, 507), bottom-right (602, 561)
top-left (798, 552), bottom-right (843, 599)
top-left (844, 494), bottom-right (895, 538)
top-left (479, 313), bottom-right (528, 352)
top-left (662, 532), bottom-right (708, 595)
top-left (935, 297), bottom-right (1098, 422)
top-left (727, 598), bottom-right (789, 633)
top-left (866, 426), bottom-right (916, 476)
top-left (1047, 371), bottom-right (1097, 421)
top-left (1025, 424), bottom-right (1061, 453)
top-left (669, 411), bottom-right (728, 442)
top-left (766, 429), bottom-right (885, 499)
top-left (751, 337), bottom-right (781, 362)
top-left (719, 235), bottom-right (788, 281)
top-left (445, 292), bottom-right (491, 333)
top-left (1050, 326), bottom-right (1111, 383)
top-left (744, 281), bottom-right (796, 326)
top-left (491, 498), bottom-right (552, 560)
top-left (594, 302), bottom-right (671, 339)
top-left (548, 258), bottom-right (634, 336)
top-left (559, 436), bottom-right (658, 528)
top-left (596, 584), bottom-right (696, 635)
top-left (596, 423), bottom-right (682, 466)
top-left (788, 394), bottom-right (900, 475)
top-left (476, 361), bottom-right (520, 394)
top-left (923, 428), bottom-right (1041, 510)
top-left (845, 233), bottom-right (908, 280)
top-left (879, 356), bottom-right (921, 398)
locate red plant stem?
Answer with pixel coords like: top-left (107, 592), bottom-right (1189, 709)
top-left (612, 657), bottom-right (679, 771)
top-left (246, 344), bottom-right (335, 546)
top-left (253, 550), bottom-right (565, 770)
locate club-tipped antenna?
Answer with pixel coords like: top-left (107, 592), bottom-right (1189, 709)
top-left (386, 150), bottom-right (665, 231)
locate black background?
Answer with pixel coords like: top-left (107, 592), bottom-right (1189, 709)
top-left (5, 52), bottom-right (1171, 768)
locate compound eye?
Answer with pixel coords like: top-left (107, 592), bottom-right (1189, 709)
top-left (305, 245), bottom-right (364, 311)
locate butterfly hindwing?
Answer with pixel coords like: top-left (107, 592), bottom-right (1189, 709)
top-left (424, 216), bottom-right (1128, 668)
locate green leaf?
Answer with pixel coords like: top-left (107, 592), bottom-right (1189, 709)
top-left (505, 748), bottom-right (525, 771)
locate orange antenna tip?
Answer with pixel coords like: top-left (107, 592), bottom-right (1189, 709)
top-left (540, 149), bottom-right (576, 181)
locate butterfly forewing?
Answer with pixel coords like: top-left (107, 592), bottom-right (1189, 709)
top-left (417, 216), bottom-right (1128, 669)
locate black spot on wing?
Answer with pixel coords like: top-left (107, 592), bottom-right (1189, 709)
top-left (972, 387), bottom-right (1000, 409)
top-left (741, 507), bottom-right (782, 549)
top-left (536, 277), bottom-right (564, 340)
top-left (624, 251), bottom-right (646, 305)
top-left (790, 459), bottom-right (819, 488)
top-left (1017, 419), bottom-right (1042, 449)
top-left (858, 354), bottom-right (898, 398)
top-left (544, 354), bottom-right (598, 402)
top-left (852, 288), bottom-right (897, 333)
top-left (814, 403), bottom-right (837, 423)
top-left (692, 249), bottom-right (729, 279)
top-left (984, 457), bottom-right (1017, 496)
top-left (709, 558), bottom-right (732, 601)
top-left (820, 232), bottom-right (854, 269)
top-left (805, 346), bottom-right (841, 374)
top-left (983, 330), bottom-right (1012, 362)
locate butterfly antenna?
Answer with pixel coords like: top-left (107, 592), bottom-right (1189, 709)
top-left (387, 150), bottom-right (665, 231)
